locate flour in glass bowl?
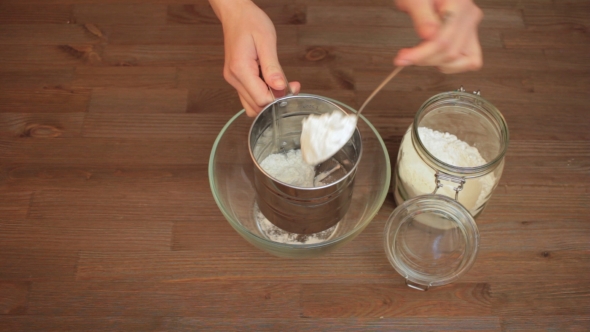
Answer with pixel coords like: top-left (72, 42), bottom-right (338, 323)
top-left (255, 204), bottom-right (337, 245)
top-left (398, 127), bottom-right (496, 215)
top-left (256, 149), bottom-right (338, 244)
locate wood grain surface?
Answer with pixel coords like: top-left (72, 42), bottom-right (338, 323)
top-left (1, 0), bottom-right (589, 331)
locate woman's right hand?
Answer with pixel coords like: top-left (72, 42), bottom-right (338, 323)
top-left (210, 0), bottom-right (301, 117)
top-left (394, 0), bottom-right (484, 73)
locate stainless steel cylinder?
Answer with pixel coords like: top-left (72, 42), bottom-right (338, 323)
top-left (248, 94), bottom-right (362, 234)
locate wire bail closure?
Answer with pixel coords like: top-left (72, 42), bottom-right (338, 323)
top-left (432, 171), bottom-right (466, 201)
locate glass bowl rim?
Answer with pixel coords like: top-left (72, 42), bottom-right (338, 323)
top-left (208, 95), bottom-right (391, 249)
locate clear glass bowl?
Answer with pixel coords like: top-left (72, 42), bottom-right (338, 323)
top-left (208, 96), bottom-right (391, 258)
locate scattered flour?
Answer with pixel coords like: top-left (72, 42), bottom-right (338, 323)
top-left (300, 111), bottom-right (357, 166)
top-left (398, 127), bottom-right (496, 215)
top-left (255, 204), bottom-right (337, 245)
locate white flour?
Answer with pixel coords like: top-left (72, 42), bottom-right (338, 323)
top-left (255, 204), bottom-right (337, 244)
top-left (257, 149), bottom-right (339, 244)
top-left (300, 111), bottom-right (357, 166)
top-left (259, 149), bottom-right (315, 187)
top-left (398, 127), bottom-right (496, 216)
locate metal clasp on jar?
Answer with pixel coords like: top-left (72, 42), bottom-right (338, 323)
top-left (406, 279), bottom-right (429, 291)
top-left (432, 171), bottom-right (466, 201)
top-left (457, 85), bottom-right (481, 95)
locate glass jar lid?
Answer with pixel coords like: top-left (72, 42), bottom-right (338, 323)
top-left (384, 194), bottom-right (479, 290)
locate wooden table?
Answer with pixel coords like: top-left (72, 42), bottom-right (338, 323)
top-left (1, 0), bottom-right (589, 331)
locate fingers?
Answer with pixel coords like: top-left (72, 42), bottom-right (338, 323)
top-left (437, 31), bottom-right (482, 73)
top-left (227, 24), bottom-right (299, 116)
top-left (398, 0), bottom-right (441, 39)
top-left (230, 62), bottom-right (300, 117)
top-left (224, 60), bottom-right (273, 117)
top-left (396, 12), bottom-right (471, 66)
top-left (269, 80), bottom-right (301, 99)
top-left (239, 81), bottom-right (301, 117)
top-left (239, 82), bottom-right (300, 117)
top-left (289, 81), bottom-right (301, 95)
top-left (217, 0), bottom-right (302, 118)
top-left (255, 32), bottom-right (288, 92)
top-left (233, 37), bottom-right (301, 117)
top-left (239, 93), bottom-right (262, 117)
top-left (223, 39), bottom-right (276, 117)
top-left (395, 0), bottom-right (484, 73)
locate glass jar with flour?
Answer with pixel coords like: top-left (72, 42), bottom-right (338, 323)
top-left (393, 87), bottom-right (509, 217)
top-left (384, 87), bottom-right (509, 291)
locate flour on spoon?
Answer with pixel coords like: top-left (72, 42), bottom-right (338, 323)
top-left (300, 111), bottom-right (357, 166)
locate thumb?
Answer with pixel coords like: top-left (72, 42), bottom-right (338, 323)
top-left (255, 34), bottom-right (287, 91)
top-left (402, 0), bottom-right (441, 39)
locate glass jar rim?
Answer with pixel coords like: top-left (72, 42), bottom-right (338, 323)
top-left (412, 91), bottom-right (509, 178)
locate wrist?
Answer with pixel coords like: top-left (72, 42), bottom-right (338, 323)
top-left (209, 0), bottom-right (253, 23)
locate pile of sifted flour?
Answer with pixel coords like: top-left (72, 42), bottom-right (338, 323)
top-left (255, 204), bottom-right (337, 244)
top-left (259, 149), bottom-right (316, 187)
top-left (398, 127), bottom-right (496, 215)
